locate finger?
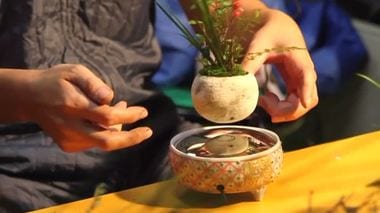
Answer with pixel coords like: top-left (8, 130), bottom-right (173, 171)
top-left (83, 104), bottom-right (149, 126)
top-left (88, 101), bottom-right (128, 130)
top-left (267, 49), bottom-right (318, 108)
top-left (242, 46), bottom-right (269, 74)
top-left (107, 101), bottom-right (127, 131)
top-left (114, 100), bottom-right (127, 109)
top-left (62, 64), bottom-right (114, 105)
top-left (61, 80), bottom-right (99, 110)
top-left (286, 50), bottom-right (317, 108)
top-left (241, 30), bottom-right (272, 74)
top-left (299, 82), bottom-right (318, 114)
top-left (91, 127), bottom-right (153, 151)
top-left (271, 94), bottom-right (304, 123)
top-left (299, 67), bottom-right (318, 108)
top-left (39, 118), bottom-right (98, 153)
top-left (260, 93), bottom-right (307, 123)
top-left (258, 91), bottom-right (283, 116)
top-left (51, 120), bottom-right (152, 152)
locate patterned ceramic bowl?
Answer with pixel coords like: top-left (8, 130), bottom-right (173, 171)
top-left (169, 125), bottom-right (283, 200)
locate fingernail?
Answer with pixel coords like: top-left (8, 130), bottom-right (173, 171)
top-left (145, 128), bottom-right (153, 138)
top-left (95, 87), bottom-right (113, 103)
top-left (140, 109), bottom-right (148, 118)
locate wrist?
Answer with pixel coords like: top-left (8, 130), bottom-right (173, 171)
top-left (19, 70), bottom-right (45, 122)
top-left (0, 69), bottom-right (42, 122)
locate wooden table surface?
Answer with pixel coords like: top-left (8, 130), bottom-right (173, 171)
top-left (32, 131), bottom-right (380, 213)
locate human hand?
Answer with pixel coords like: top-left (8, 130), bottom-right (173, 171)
top-left (23, 64), bottom-right (152, 152)
top-left (241, 8), bottom-right (318, 123)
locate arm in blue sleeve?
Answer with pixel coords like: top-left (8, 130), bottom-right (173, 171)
top-left (152, 0), bottom-right (198, 87)
top-left (310, 1), bottom-right (368, 95)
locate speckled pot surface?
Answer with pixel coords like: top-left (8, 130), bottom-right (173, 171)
top-left (169, 126), bottom-right (283, 199)
top-left (191, 74), bottom-right (259, 123)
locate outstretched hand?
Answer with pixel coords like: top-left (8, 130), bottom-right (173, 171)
top-left (24, 64), bottom-right (152, 152)
top-left (240, 6), bottom-right (318, 123)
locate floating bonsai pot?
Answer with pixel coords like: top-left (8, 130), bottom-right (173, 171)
top-left (169, 125), bottom-right (283, 200)
top-left (157, 1), bottom-right (305, 123)
top-left (191, 72), bottom-right (259, 123)
top-left (157, 1), bottom-right (263, 123)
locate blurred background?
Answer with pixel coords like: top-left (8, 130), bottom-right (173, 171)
top-left (315, 0), bottom-right (380, 144)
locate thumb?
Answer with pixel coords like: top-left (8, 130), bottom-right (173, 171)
top-left (65, 64), bottom-right (114, 105)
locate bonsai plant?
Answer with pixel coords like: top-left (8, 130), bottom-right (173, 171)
top-left (157, 0), bottom-right (302, 123)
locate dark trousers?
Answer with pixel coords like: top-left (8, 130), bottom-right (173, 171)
top-left (0, 94), bottom-right (181, 212)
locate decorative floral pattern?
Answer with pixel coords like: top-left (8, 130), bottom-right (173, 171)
top-left (169, 146), bottom-right (283, 194)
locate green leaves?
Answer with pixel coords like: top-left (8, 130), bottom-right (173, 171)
top-left (199, 64), bottom-right (247, 77)
top-left (156, 1), bottom-right (203, 51)
top-left (157, 0), bottom-right (253, 75)
top-left (157, 0), bottom-right (303, 76)
top-left (193, 0), bottom-right (227, 71)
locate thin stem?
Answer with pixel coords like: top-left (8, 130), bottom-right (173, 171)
top-left (356, 73), bottom-right (380, 89)
top-left (156, 2), bottom-right (203, 50)
top-left (195, 0), bottom-right (227, 71)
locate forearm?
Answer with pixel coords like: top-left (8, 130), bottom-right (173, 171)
top-left (0, 69), bottom-right (38, 122)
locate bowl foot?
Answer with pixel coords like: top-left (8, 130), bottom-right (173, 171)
top-left (251, 186), bottom-right (267, 201)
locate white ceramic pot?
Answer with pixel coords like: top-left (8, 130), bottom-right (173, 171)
top-left (169, 125), bottom-right (283, 201)
top-left (191, 73), bottom-right (259, 123)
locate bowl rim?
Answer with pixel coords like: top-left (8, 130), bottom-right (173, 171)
top-left (170, 125), bottom-right (281, 162)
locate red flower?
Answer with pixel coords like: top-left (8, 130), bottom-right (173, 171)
top-left (233, 0), bottom-right (244, 17)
